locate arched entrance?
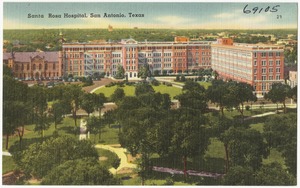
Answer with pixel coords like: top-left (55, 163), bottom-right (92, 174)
top-left (35, 72), bottom-right (40, 80)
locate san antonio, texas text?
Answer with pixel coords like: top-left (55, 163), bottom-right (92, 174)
top-left (27, 13), bottom-right (145, 18)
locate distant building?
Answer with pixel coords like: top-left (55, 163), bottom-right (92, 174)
top-left (288, 71), bottom-right (297, 88)
top-left (3, 51), bottom-right (63, 80)
top-left (62, 38), bottom-right (212, 79)
top-left (250, 34), bottom-right (276, 41)
top-left (211, 38), bottom-right (285, 97)
top-left (174, 36), bottom-right (189, 43)
top-left (277, 39), bottom-right (297, 46)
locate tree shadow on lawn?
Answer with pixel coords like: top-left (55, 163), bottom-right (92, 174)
top-left (57, 126), bottom-right (78, 135)
top-left (150, 155), bottom-right (225, 174)
top-left (148, 156), bottom-right (224, 185)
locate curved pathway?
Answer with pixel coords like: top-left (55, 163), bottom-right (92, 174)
top-left (95, 144), bottom-right (136, 174)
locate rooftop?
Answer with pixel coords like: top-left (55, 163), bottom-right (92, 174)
top-left (3, 51), bottom-right (60, 62)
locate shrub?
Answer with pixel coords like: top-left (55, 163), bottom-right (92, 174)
top-left (151, 79), bottom-right (160, 86)
top-left (245, 105), bottom-right (251, 111)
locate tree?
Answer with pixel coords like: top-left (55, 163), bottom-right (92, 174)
top-left (86, 116), bottom-right (104, 142)
top-left (221, 127), bottom-right (268, 171)
top-left (289, 85), bottom-right (297, 103)
top-left (169, 109), bottom-right (210, 177)
top-left (95, 93), bottom-right (107, 117)
top-left (63, 84), bottom-right (84, 128)
top-left (255, 162), bottom-right (296, 185)
top-left (222, 165), bottom-right (255, 185)
top-left (42, 158), bottom-right (120, 185)
top-left (114, 64), bottom-right (125, 79)
top-left (135, 82), bottom-right (155, 96)
top-left (154, 70), bottom-right (160, 76)
top-left (49, 101), bottom-right (64, 129)
top-left (225, 81), bottom-right (257, 119)
top-left (207, 80), bottom-right (228, 116)
top-left (3, 70), bottom-right (30, 149)
top-left (263, 113), bottom-right (297, 176)
top-left (28, 86), bottom-right (51, 138)
top-left (111, 88), bottom-right (125, 104)
top-left (138, 64), bottom-right (151, 80)
top-left (175, 80), bottom-right (208, 113)
top-left (264, 83), bottom-right (291, 113)
top-left (81, 93), bottom-right (96, 116)
top-left (19, 136), bottom-right (99, 179)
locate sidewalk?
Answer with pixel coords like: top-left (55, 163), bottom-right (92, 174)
top-left (95, 144), bottom-right (136, 174)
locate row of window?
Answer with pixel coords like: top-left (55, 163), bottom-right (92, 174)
top-left (254, 68), bottom-right (280, 74)
top-left (254, 75), bottom-right (281, 81)
top-left (15, 63), bottom-right (56, 71)
top-left (254, 51), bottom-right (281, 58)
top-left (254, 60), bottom-right (281, 66)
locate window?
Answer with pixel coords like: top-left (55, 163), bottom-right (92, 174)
top-left (254, 60), bottom-right (257, 66)
top-left (262, 68), bottom-right (266, 74)
top-left (45, 63), bottom-right (48, 70)
top-left (262, 83), bottom-right (266, 90)
top-left (262, 60), bottom-right (266, 66)
top-left (276, 75), bottom-right (280, 80)
top-left (276, 60), bottom-right (280, 66)
top-left (27, 64), bottom-right (30, 70)
top-left (276, 52), bottom-right (281, 56)
top-left (269, 75), bottom-right (273, 80)
top-left (254, 75), bottom-right (257, 80)
top-left (269, 68), bottom-right (273, 73)
top-left (268, 52), bottom-right (273, 57)
top-left (276, 68), bottom-right (280, 73)
top-left (261, 52), bottom-right (266, 57)
top-left (262, 75), bottom-right (267, 80)
top-left (254, 52), bottom-right (257, 57)
top-left (269, 60), bottom-right (273, 66)
top-left (254, 69), bottom-right (257, 74)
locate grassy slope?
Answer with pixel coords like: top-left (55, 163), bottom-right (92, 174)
top-left (94, 85), bottom-right (182, 99)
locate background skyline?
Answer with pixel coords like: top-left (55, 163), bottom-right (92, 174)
top-left (3, 2), bottom-right (298, 30)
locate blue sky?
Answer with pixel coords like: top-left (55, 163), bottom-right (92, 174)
top-left (3, 2), bottom-right (298, 29)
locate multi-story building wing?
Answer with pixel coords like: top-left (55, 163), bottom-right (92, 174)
top-left (62, 38), bottom-right (212, 79)
top-left (3, 51), bottom-right (63, 80)
top-left (211, 38), bottom-right (284, 96)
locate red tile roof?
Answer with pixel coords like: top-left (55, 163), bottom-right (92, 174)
top-left (3, 52), bottom-right (60, 62)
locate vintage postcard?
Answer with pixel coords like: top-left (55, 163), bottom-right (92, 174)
top-left (2, 1), bottom-right (298, 186)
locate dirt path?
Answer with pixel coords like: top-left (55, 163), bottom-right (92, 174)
top-left (95, 144), bottom-right (137, 174)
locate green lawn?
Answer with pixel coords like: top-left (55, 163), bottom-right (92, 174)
top-left (198, 81), bottom-right (212, 89)
top-left (96, 148), bottom-right (119, 169)
top-left (263, 148), bottom-right (286, 169)
top-left (94, 84), bottom-right (182, 99)
top-left (152, 85), bottom-right (182, 99)
top-left (94, 85), bottom-right (135, 98)
top-left (2, 156), bottom-right (17, 174)
top-left (88, 124), bottom-right (120, 145)
top-left (3, 117), bottom-right (77, 151)
top-left (205, 137), bottom-right (225, 159)
top-left (249, 123), bottom-right (264, 133)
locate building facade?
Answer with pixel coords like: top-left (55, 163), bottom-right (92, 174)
top-left (62, 38), bottom-right (212, 79)
top-left (3, 52), bottom-right (63, 80)
top-left (211, 38), bottom-right (285, 96)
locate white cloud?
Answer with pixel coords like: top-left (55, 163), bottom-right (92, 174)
top-left (213, 13), bottom-right (235, 19)
top-left (155, 16), bottom-right (194, 26)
